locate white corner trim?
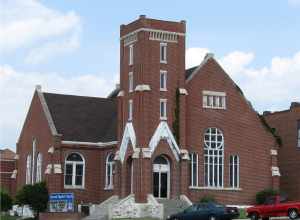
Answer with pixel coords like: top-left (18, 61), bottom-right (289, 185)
top-left (132, 148), bottom-right (141, 159)
top-left (179, 88), bottom-right (188, 95)
top-left (119, 122), bottom-right (137, 163)
top-left (148, 121), bottom-right (181, 161)
top-left (202, 90), bottom-right (226, 97)
top-left (48, 146), bottom-right (54, 154)
top-left (53, 164), bottom-right (62, 174)
top-left (11, 169), bottom-right (17, 179)
top-left (14, 154), bottom-right (19, 160)
top-left (61, 140), bottom-right (118, 147)
top-left (180, 149), bottom-right (190, 160)
top-left (45, 164), bottom-right (52, 174)
top-left (117, 90), bottom-right (125, 97)
top-left (270, 149), bottom-right (278, 156)
top-left (135, 84), bottom-right (151, 92)
top-left (180, 194), bottom-right (193, 206)
top-left (186, 53), bottom-right (215, 83)
top-left (271, 166), bottom-right (281, 176)
top-left (36, 87), bottom-right (58, 136)
top-left (142, 148), bottom-right (152, 158)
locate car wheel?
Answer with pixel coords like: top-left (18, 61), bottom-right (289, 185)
top-left (209, 215), bottom-right (217, 220)
top-left (288, 209), bottom-right (298, 220)
top-left (250, 212), bottom-right (259, 220)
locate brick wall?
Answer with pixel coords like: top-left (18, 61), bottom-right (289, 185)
top-left (264, 105), bottom-right (300, 201)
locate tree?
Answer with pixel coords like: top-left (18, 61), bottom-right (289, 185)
top-left (16, 182), bottom-right (49, 218)
top-left (256, 188), bottom-right (279, 204)
top-left (0, 188), bottom-right (13, 212)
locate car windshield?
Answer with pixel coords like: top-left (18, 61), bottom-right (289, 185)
top-left (185, 205), bottom-right (198, 212)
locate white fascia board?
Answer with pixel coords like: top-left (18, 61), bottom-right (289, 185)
top-left (135, 84), bottom-right (151, 92)
top-left (61, 140), bottom-right (118, 147)
top-left (119, 122), bottom-right (137, 163)
top-left (36, 87), bottom-right (58, 136)
top-left (120, 27), bottom-right (185, 40)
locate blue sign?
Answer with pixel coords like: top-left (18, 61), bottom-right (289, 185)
top-left (49, 193), bottom-right (74, 212)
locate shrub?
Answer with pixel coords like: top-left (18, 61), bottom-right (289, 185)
top-left (15, 182), bottom-right (49, 218)
top-left (0, 188), bottom-right (13, 211)
top-left (199, 195), bottom-right (216, 203)
top-left (256, 188), bottom-right (279, 205)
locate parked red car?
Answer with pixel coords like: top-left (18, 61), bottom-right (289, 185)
top-left (247, 196), bottom-right (300, 220)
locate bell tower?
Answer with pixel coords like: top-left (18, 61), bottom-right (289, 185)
top-left (116, 15), bottom-right (187, 202)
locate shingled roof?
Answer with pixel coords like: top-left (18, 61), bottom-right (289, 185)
top-left (43, 93), bottom-right (117, 143)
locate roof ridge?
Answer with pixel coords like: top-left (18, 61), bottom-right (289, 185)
top-left (43, 92), bottom-right (115, 101)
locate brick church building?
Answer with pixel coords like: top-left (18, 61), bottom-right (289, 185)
top-left (15, 16), bottom-right (281, 218)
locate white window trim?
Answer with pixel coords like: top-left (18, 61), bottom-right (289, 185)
top-left (190, 153), bottom-right (199, 187)
top-left (31, 139), bottom-right (36, 184)
top-left (26, 155), bottom-right (32, 184)
top-left (160, 70), bottom-right (167, 91)
top-left (160, 42), bottom-right (167, 64)
top-left (160, 99), bottom-right (167, 120)
top-left (129, 44), bottom-right (133, 66)
top-left (230, 155), bottom-right (240, 189)
top-left (64, 153), bottom-right (85, 189)
top-left (36, 153), bottom-right (42, 183)
top-left (129, 72), bottom-right (133, 93)
top-left (203, 91), bottom-right (226, 109)
top-left (105, 153), bottom-right (115, 190)
top-left (128, 99), bottom-right (133, 121)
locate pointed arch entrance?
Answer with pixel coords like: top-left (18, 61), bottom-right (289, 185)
top-left (153, 155), bottom-right (170, 199)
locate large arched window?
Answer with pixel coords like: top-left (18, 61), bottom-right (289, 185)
top-left (26, 155), bottom-right (32, 184)
top-left (204, 128), bottom-right (224, 187)
top-left (36, 153), bottom-right (42, 183)
top-left (64, 153), bottom-right (85, 188)
top-left (105, 153), bottom-right (115, 189)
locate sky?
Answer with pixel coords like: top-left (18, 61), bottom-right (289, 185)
top-left (0, 0), bottom-right (300, 150)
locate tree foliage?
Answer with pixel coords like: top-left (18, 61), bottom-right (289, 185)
top-left (15, 182), bottom-right (49, 217)
top-left (256, 188), bottom-right (279, 205)
top-left (0, 188), bottom-right (13, 211)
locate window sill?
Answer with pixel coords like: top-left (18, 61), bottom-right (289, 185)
top-left (104, 186), bottom-right (114, 190)
top-left (189, 186), bottom-right (242, 191)
top-left (64, 185), bottom-right (85, 190)
top-left (203, 106), bottom-right (226, 110)
top-left (160, 117), bottom-right (167, 121)
top-left (160, 89), bottom-right (167, 92)
top-left (160, 61), bottom-right (167, 64)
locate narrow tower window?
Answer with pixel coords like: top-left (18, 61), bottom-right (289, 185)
top-left (160, 42), bottom-right (167, 63)
top-left (128, 100), bottom-right (133, 121)
top-left (190, 153), bottom-right (198, 187)
top-left (36, 153), bottom-right (42, 183)
top-left (105, 153), bottom-right (115, 189)
top-left (297, 120), bottom-right (300, 147)
top-left (160, 99), bottom-right (167, 120)
top-left (26, 155), bottom-right (32, 184)
top-left (160, 70), bottom-right (167, 91)
top-left (129, 72), bottom-right (133, 92)
top-left (129, 44), bottom-right (133, 65)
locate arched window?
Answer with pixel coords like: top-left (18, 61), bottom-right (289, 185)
top-left (26, 155), bottom-right (32, 184)
top-left (64, 153), bottom-right (85, 188)
top-left (36, 153), bottom-right (42, 183)
top-left (204, 128), bottom-right (224, 187)
top-left (105, 153), bottom-right (115, 189)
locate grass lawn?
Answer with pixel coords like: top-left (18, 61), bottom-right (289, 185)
top-left (0, 214), bottom-right (19, 220)
top-left (238, 209), bottom-right (248, 219)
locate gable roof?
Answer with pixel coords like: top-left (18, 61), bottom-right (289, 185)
top-left (0, 148), bottom-right (16, 160)
top-left (43, 92), bottom-right (117, 143)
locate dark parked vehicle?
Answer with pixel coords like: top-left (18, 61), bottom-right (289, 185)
top-left (167, 202), bottom-right (239, 220)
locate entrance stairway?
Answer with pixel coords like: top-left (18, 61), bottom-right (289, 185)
top-left (83, 196), bottom-right (119, 220)
top-left (157, 198), bottom-right (191, 220)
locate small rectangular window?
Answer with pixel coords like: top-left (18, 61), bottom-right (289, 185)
top-left (230, 155), bottom-right (239, 188)
top-left (129, 72), bottom-right (133, 92)
top-left (160, 99), bottom-right (167, 120)
top-left (128, 100), bottom-right (133, 121)
top-left (203, 91), bottom-right (226, 109)
top-left (160, 70), bottom-right (167, 91)
top-left (297, 120), bottom-right (300, 147)
top-left (160, 42), bottom-right (167, 63)
top-left (129, 44), bottom-right (133, 65)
